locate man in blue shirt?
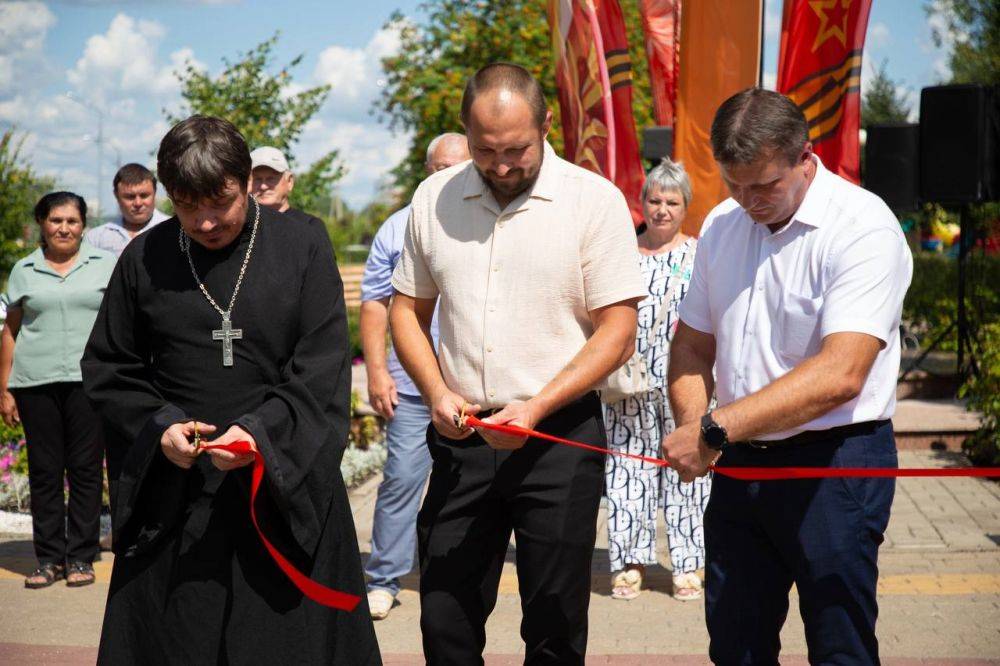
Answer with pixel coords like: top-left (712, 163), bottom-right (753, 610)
top-left (361, 132), bottom-right (469, 619)
top-left (85, 164), bottom-right (169, 257)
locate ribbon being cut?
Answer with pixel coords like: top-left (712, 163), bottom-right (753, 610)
top-left (457, 413), bottom-right (1000, 480)
top-left (201, 437), bottom-right (362, 612)
top-left (202, 408), bottom-right (999, 613)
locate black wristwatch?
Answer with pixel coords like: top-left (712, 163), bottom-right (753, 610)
top-left (700, 412), bottom-right (729, 451)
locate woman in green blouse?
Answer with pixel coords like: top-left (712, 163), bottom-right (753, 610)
top-left (0, 192), bottom-right (115, 589)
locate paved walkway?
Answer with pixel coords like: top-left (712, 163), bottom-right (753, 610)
top-left (1, 451), bottom-right (998, 664)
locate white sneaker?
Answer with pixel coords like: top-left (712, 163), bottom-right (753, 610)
top-left (367, 589), bottom-right (395, 620)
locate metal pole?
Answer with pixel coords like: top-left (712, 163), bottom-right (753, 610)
top-left (957, 206), bottom-right (969, 374)
top-left (96, 110), bottom-right (104, 220)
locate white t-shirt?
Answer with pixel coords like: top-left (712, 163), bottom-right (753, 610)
top-left (678, 156), bottom-right (913, 440)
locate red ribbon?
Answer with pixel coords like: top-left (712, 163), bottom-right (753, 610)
top-left (463, 415), bottom-right (1000, 479)
top-left (201, 440), bottom-right (361, 612)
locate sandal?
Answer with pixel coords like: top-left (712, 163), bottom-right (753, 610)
top-left (66, 561), bottom-right (96, 588)
top-left (24, 563), bottom-right (65, 589)
top-left (611, 567), bottom-right (643, 600)
top-left (672, 570), bottom-right (704, 601)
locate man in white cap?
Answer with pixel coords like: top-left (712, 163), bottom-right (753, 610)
top-left (249, 146), bottom-right (323, 226)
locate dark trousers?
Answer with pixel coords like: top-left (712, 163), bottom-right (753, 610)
top-left (12, 382), bottom-right (104, 565)
top-left (418, 392), bottom-right (606, 665)
top-left (705, 420), bottom-right (897, 665)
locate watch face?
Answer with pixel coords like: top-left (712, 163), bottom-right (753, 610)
top-left (701, 415), bottom-right (726, 450)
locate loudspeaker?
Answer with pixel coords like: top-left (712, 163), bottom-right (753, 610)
top-left (919, 84), bottom-right (1000, 204)
top-left (864, 123), bottom-right (919, 212)
top-left (642, 126), bottom-right (673, 163)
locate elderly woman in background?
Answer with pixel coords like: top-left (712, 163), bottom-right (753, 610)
top-left (604, 159), bottom-right (712, 601)
top-left (0, 192), bottom-right (115, 589)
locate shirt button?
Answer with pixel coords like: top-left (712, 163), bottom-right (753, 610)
top-left (492, 266), bottom-right (499, 272)
top-left (488, 389), bottom-right (496, 398)
top-left (487, 346), bottom-right (493, 353)
top-left (489, 306), bottom-right (496, 312)
top-left (757, 284), bottom-right (764, 291)
top-left (497, 221), bottom-right (505, 229)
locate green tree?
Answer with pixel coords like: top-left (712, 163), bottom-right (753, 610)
top-left (861, 60), bottom-right (911, 127)
top-left (927, 0), bottom-right (1000, 85)
top-left (376, 0), bottom-right (653, 199)
top-left (0, 129), bottom-right (54, 276)
top-left (167, 34), bottom-right (345, 215)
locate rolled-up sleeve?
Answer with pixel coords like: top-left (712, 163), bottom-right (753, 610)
top-left (391, 187), bottom-right (439, 300)
top-left (820, 226), bottom-right (913, 344)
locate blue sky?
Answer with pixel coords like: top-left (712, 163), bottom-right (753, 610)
top-left (1, 1), bottom-right (951, 218)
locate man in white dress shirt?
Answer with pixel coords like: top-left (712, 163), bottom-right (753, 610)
top-left (663, 88), bottom-right (912, 664)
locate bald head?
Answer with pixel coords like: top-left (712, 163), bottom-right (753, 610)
top-left (425, 133), bottom-right (470, 174)
top-left (460, 63), bottom-right (548, 130)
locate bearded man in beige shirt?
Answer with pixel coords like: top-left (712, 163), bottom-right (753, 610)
top-left (390, 63), bottom-right (646, 665)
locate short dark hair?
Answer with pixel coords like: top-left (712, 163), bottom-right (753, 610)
top-left (710, 88), bottom-right (810, 166)
top-left (34, 191), bottom-right (87, 226)
top-left (157, 115), bottom-right (251, 203)
top-left (460, 63), bottom-right (547, 129)
top-left (113, 163), bottom-right (157, 194)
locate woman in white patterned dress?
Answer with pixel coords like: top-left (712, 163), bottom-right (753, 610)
top-left (604, 159), bottom-right (712, 601)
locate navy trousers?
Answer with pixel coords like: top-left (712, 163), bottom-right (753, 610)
top-left (705, 420), bottom-right (897, 665)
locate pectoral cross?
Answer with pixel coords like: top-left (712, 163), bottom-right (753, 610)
top-left (212, 313), bottom-right (243, 367)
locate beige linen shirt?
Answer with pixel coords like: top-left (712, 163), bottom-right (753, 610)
top-left (392, 143), bottom-right (646, 409)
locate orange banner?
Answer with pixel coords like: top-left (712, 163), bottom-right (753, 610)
top-left (548, 0), bottom-right (646, 225)
top-left (674, 1), bottom-right (763, 235)
top-left (777, 0), bottom-right (872, 184)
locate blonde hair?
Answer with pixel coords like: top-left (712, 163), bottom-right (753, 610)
top-left (642, 158), bottom-right (692, 207)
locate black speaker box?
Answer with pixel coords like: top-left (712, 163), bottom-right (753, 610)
top-left (864, 123), bottom-right (919, 212)
top-left (919, 84), bottom-right (1000, 204)
top-left (642, 126), bottom-right (673, 163)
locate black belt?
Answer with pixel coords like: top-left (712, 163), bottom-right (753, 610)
top-left (739, 419), bottom-right (889, 450)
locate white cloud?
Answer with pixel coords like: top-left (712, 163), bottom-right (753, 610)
top-left (0, 1), bottom-right (57, 93)
top-left (868, 22), bottom-right (890, 49)
top-left (762, 71), bottom-right (777, 91)
top-left (293, 117), bottom-right (411, 209)
top-left (313, 23), bottom-right (402, 105)
top-left (920, 1), bottom-right (969, 83)
top-left (8, 12), bottom-right (407, 216)
top-left (66, 14), bottom-right (201, 99)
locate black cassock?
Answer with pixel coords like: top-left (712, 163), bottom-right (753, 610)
top-left (82, 202), bottom-right (380, 664)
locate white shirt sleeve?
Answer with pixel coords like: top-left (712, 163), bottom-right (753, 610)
top-left (820, 226), bottom-right (913, 343)
top-left (677, 225), bottom-right (714, 334)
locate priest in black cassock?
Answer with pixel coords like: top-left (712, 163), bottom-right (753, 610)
top-left (81, 115), bottom-right (380, 664)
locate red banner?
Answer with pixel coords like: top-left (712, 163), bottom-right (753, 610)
top-left (638, 0), bottom-right (681, 128)
top-left (777, 0), bottom-right (872, 184)
top-left (548, 0), bottom-right (646, 226)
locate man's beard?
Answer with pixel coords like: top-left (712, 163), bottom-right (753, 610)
top-left (476, 165), bottom-right (536, 200)
top-left (475, 148), bottom-right (544, 202)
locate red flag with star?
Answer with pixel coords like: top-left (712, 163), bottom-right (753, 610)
top-left (777, 0), bottom-right (872, 183)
